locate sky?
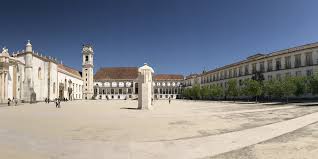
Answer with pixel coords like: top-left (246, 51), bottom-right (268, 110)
top-left (1, 0), bottom-right (318, 75)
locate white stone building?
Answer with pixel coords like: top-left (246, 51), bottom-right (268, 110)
top-left (0, 41), bottom-right (88, 103)
top-left (185, 42), bottom-right (318, 91)
top-left (93, 67), bottom-right (184, 100)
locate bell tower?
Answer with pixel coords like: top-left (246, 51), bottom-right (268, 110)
top-left (82, 44), bottom-right (94, 99)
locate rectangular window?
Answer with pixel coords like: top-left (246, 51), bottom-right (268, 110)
top-left (85, 56), bottom-right (89, 62)
top-left (260, 61), bottom-right (265, 73)
top-left (233, 68), bottom-right (237, 77)
top-left (305, 52), bottom-right (313, 66)
top-left (252, 63), bottom-right (257, 74)
top-left (294, 54), bottom-right (301, 68)
top-left (306, 69), bottom-right (313, 76)
top-left (267, 60), bottom-right (273, 72)
top-left (239, 66), bottom-right (243, 76)
top-left (245, 64), bottom-right (249, 75)
top-left (229, 69), bottom-right (233, 78)
top-left (275, 58), bottom-right (281, 70)
top-left (285, 56), bottom-right (291, 69)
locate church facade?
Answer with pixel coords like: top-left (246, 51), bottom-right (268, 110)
top-left (0, 41), bottom-right (88, 103)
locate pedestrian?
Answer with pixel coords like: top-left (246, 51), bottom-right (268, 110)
top-left (8, 98), bottom-right (11, 106)
top-left (58, 98), bottom-right (61, 108)
top-left (55, 98), bottom-right (59, 108)
top-left (15, 98), bottom-right (18, 106)
top-left (168, 97), bottom-right (171, 104)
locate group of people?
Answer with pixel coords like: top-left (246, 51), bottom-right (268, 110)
top-left (7, 97), bottom-right (18, 106)
top-left (45, 97), bottom-right (62, 108)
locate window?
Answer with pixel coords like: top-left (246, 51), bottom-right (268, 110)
top-left (285, 56), bottom-right (291, 69)
top-left (245, 64), bottom-right (249, 75)
top-left (259, 62), bottom-right (265, 73)
top-left (275, 58), bottom-right (281, 70)
top-left (267, 60), bottom-right (273, 72)
top-left (85, 55), bottom-right (89, 62)
top-left (294, 54), bottom-right (301, 68)
top-left (38, 67), bottom-right (42, 80)
top-left (306, 69), bottom-right (313, 76)
top-left (305, 52), bottom-right (313, 66)
top-left (252, 63), bottom-right (257, 74)
top-left (239, 66), bottom-right (243, 76)
top-left (233, 68), bottom-right (237, 77)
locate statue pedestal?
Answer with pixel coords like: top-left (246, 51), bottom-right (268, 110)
top-left (138, 63), bottom-right (154, 110)
top-left (138, 82), bottom-right (153, 110)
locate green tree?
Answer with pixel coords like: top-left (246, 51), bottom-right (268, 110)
top-left (281, 77), bottom-right (297, 103)
top-left (209, 85), bottom-right (223, 100)
top-left (291, 76), bottom-right (307, 96)
top-left (226, 79), bottom-right (239, 101)
top-left (308, 74), bottom-right (318, 95)
top-left (200, 86), bottom-right (210, 100)
top-left (263, 80), bottom-right (275, 101)
top-left (242, 79), bottom-right (262, 102)
top-left (191, 85), bottom-right (201, 100)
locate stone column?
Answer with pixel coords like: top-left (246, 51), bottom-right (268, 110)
top-left (3, 73), bottom-right (7, 101)
top-left (0, 73), bottom-right (3, 102)
top-left (138, 63), bottom-right (154, 110)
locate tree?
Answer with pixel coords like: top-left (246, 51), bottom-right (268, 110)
top-left (191, 84), bottom-right (201, 100)
top-left (226, 79), bottom-right (239, 101)
top-left (308, 74), bottom-right (318, 95)
top-left (291, 76), bottom-right (307, 96)
top-left (281, 77), bottom-right (297, 103)
top-left (200, 86), bottom-right (210, 100)
top-left (209, 85), bottom-right (223, 100)
top-left (263, 80), bottom-right (275, 101)
top-left (242, 79), bottom-right (262, 102)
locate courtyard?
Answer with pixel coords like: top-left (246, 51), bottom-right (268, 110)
top-left (0, 100), bottom-right (318, 159)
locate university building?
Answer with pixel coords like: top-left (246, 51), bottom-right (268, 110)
top-left (185, 42), bottom-right (318, 89)
top-left (0, 41), bottom-right (183, 103)
top-left (93, 67), bottom-right (183, 100)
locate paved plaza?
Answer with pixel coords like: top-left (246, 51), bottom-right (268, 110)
top-left (0, 100), bottom-right (318, 159)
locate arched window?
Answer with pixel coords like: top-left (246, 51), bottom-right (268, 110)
top-left (38, 67), bottom-right (42, 80)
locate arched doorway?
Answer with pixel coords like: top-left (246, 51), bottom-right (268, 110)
top-left (59, 83), bottom-right (64, 99)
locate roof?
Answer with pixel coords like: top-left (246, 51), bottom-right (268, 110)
top-left (58, 64), bottom-right (82, 79)
top-left (154, 74), bottom-right (184, 80)
top-left (94, 67), bottom-right (139, 80)
top-left (204, 41), bottom-right (318, 75)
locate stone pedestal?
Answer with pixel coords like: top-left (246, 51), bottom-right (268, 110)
top-left (138, 63), bottom-right (154, 110)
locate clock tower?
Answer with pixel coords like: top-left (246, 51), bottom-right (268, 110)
top-left (82, 44), bottom-right (94, 99)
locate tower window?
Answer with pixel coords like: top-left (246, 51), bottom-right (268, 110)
top-left (85, 56), bottom-right (89, 62)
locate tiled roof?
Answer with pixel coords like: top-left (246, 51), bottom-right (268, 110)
top-left (94, 67), bottom-right (138, 80)
top-left (58, 64), bottom-right (82, 78)
top-left (154, 74), bottom-right (184, 80)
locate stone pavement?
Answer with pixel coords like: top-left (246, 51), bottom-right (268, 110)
top-left (129, 111), bottom-right (318, 159)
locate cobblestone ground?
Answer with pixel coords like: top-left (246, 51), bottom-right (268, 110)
top-left (0, 100), bottom-right (317, 159)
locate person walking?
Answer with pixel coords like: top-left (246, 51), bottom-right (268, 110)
top-left (168, 97), bottom-right (171, 104)
top-left (8, 98), bottom-right (11, 106)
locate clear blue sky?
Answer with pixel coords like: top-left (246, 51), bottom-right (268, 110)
top-left (1, 0), bottom-right (318, 75)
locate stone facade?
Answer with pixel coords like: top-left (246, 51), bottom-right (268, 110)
top-left (185, 42), bottom-right (318, 92)
top-left (0, 41), bottom-right (85, 103)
